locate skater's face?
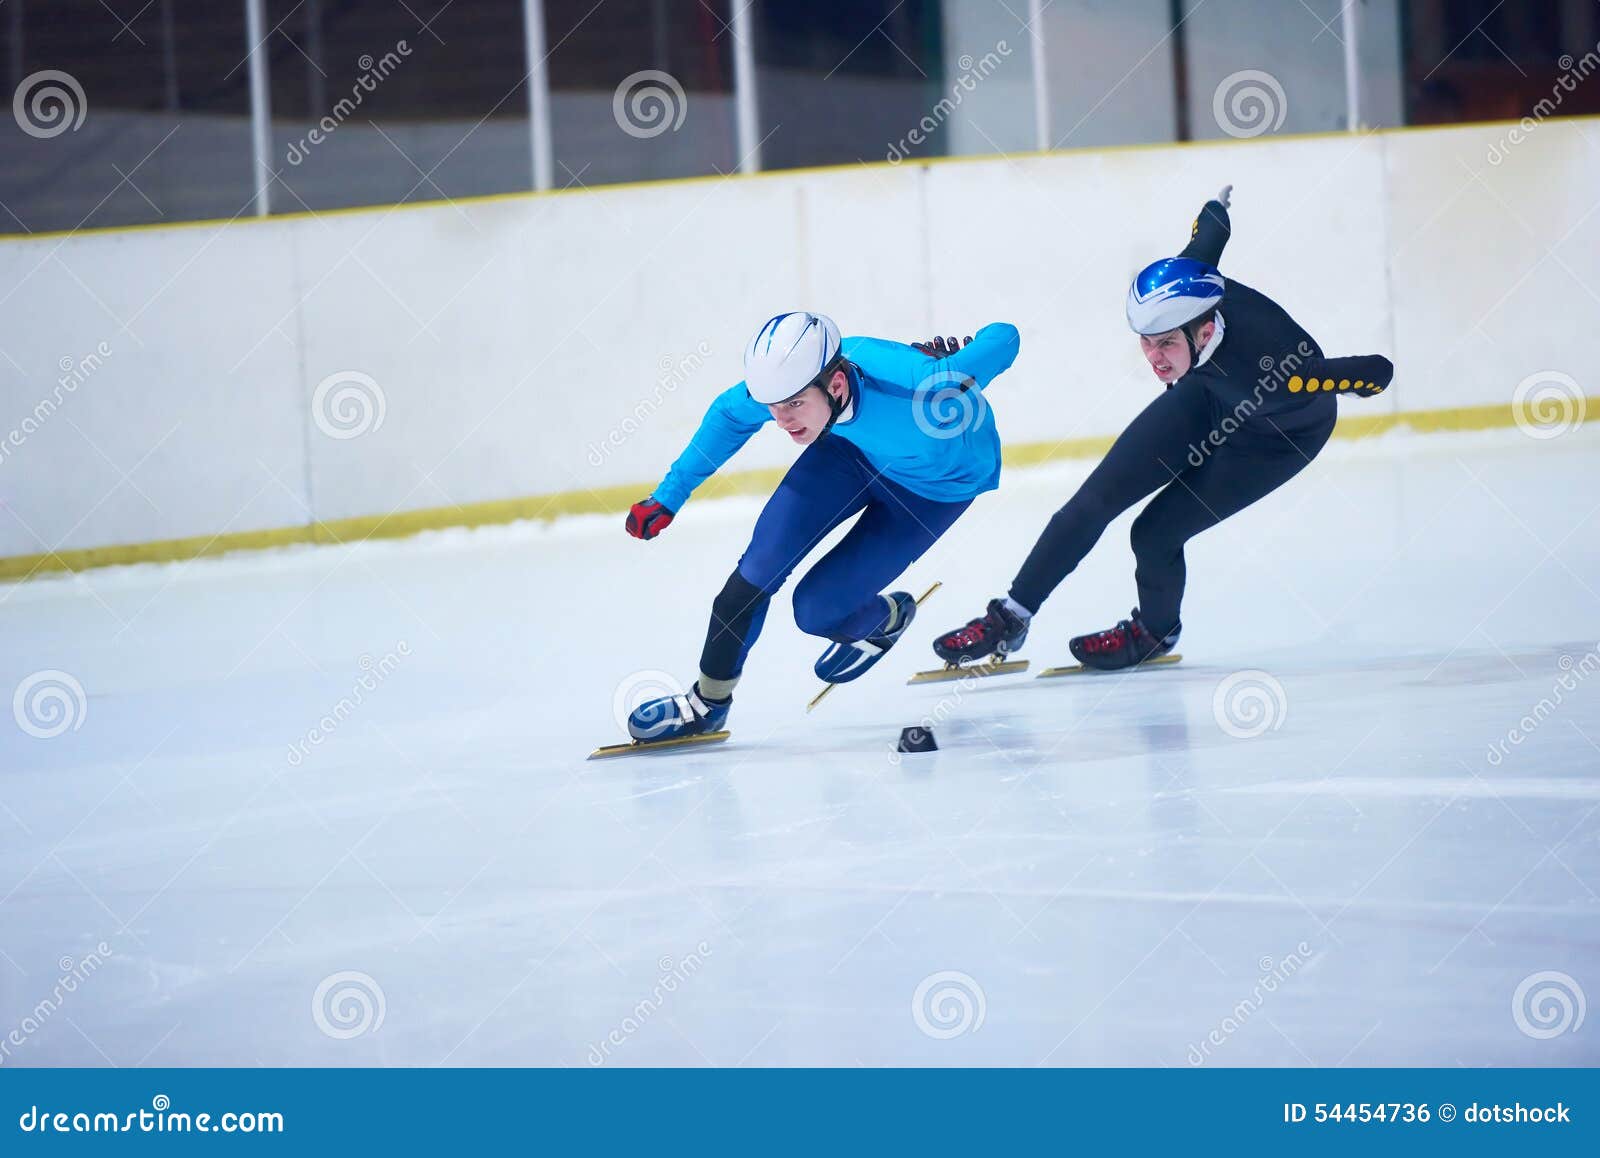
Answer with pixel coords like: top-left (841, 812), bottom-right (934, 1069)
top-left (767, 371), bottom-right (849, 445)
top-left (1139, 321), bottom-right (1214, 383)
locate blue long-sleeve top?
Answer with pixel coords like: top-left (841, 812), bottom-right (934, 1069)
top-left (652, 322), bottom-right (1021, 512)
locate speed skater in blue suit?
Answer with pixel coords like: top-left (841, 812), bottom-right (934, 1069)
top-left (621, 310), bottom-right (1021, 741)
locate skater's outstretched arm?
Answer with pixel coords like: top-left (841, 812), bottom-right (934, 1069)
top-left (652, 382), bottom-right (772, 513)
top-left (1285, 353), bottom-right (1394, 397)
top-left (867, 322), bottom-right (1021, 395)
top-left (933, 322), bottom-right (1021, 391)
top-left (1180, 190), bottom-right (1232, 267)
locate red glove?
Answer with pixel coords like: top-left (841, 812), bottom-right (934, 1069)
top-left (625, 497), bottom-right (675, 540)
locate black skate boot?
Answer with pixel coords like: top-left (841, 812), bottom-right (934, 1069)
top-left (932, 598), bottom-right (1030, 664)
top-left (1068, 608), bottom-right (1179, 671)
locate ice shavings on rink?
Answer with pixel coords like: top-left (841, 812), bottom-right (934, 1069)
top-left (1, 424), bottom-right (1597, 1066)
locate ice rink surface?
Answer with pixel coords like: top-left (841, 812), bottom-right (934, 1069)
top-left (2, 425), bottom-right (1598, 1067)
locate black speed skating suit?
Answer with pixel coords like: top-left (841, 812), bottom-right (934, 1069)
top-left (1008, 198), bottom-right (1394, 635)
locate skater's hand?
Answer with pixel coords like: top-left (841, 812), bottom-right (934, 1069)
top-left (911, 334), bottom-right (973, 358)
top-left (625, 497), bottom-right (675, 540)
top-left (1215, 183), bottom-right (1232, 208)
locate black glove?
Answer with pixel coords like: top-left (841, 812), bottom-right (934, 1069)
top-left (911, 334), bottom-right (972, 358)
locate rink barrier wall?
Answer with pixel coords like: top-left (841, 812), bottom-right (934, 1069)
top-left (4, 115), bottom-right (1596, 581)
top-left (0, 396), bottom-right (1587, 583)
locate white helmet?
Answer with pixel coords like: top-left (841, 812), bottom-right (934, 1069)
top-left (743, 311), bottom-right (842, 404)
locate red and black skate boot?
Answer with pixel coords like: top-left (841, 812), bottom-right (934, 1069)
top-left (932, 598), bottom-right (1030, 664)
top-left (1068, 608), bottom-right (1180, 671)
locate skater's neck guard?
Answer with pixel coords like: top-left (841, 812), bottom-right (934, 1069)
top-left (820, 362), bottom-right (858, 435)
top-left (1186, 311), bottom-right (1225, 369)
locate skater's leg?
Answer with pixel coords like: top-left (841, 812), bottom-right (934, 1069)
top-left (1130, 404), bottom-right (1336, 633)
top-left (695, 437), bottom-right (871, 690)
top-left (792, 483), bottom-right (971, 641)
top-left (1008, 378), bottom-right (1215, 613)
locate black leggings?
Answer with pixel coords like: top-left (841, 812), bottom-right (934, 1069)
top-left (1009, 379), bottom-right (1335, 634)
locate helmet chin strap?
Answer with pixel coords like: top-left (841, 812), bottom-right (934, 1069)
top-left (1173, 312), bottom-right (1226, 381)
top-left (817, 362), bottom-right (852, 436)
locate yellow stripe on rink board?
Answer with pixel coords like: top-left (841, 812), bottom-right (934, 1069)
top-left (0, 398), bottom-right (1591, 583)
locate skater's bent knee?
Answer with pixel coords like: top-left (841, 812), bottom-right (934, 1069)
top-left (791, 572), bottom-right (850, 638)
top-left (1130, 509), bottom-right (1184, 557)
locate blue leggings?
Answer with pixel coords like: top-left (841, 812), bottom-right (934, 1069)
top-left (699, 436), bottom-right (972, 682)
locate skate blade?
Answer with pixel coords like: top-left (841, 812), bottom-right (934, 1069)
top-left (908, 658), bottom-right (1030, 684)
top-left (587, 731), bottom-right (731, 760)
top-left (1036, 653), bottom-right (1183, 679)
top-left (807, 581), bottom-right (943, 713)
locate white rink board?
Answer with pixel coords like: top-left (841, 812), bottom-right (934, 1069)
top-left (0, 120), bottom-right (1593, 556)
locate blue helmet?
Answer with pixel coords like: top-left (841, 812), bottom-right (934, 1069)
top-left (1125, 257), bottom-right (1225, 335)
